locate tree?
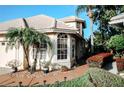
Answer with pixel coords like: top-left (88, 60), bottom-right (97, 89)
top-left (93, 31), bottom-right (107, 53)
top-left (76, 5), bottom-right (124, 48)
top-left (6, 27), bottom-right (52, 70)
top-left (30, 31), bottom-right (52, 72)
top-left (93, 6), bottom-right (124, 41)
top-left (107, 35), bottom-right (124, 53)
top-left (93, 31), bottom-right (103, 46)
top-left (76, 5), bottom-right (96, 53)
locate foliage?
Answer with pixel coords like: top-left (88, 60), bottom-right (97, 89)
top-left (93, 6), bottom-right (124, 41)
top-left (76, 5), bottom-right (124, 50)
top-left (76, 5), bottom-right (96, 16)
top-left (107, 35), bottom-right (124, 52)
top-left (6, 27), bottom-right (52, 70)
top-left (93, 31), bottom-right (103, 45)
top-left (29, 29), bottom-right (52, 72)
top-left (34, 68), bottom-right (124, 87)
top-left (76, 5), bottom-right (95, 53)
top-left (93, 31), bottom-right (108, 53)
top-left (6, 59), bottom-right (21, 72)
top-left (6, 28), bottom-right (36, 69)
top-left (6, 59), bottom-right (21, 68)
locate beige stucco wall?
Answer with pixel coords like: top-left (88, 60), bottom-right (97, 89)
top-left (29, 34), bottom-right (72, 69)
top-left (65, 22), bottom-right (83, 37)
top-left (0, 33), bottom-right (84, 69)
top-left (0, 36), bottom-right (24, 69)
top-left (65, 22), bottom-right (77, 29)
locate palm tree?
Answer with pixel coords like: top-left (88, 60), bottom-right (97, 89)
top-left (76, 5), bottom-right (95, 53)
top-left (6, 27), bottom-right (52, 70)
top-left (30, 31), bottom-right (52, 72)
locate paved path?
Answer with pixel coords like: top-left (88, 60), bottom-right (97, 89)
top-left (0, 64), bottom-right (88, 87)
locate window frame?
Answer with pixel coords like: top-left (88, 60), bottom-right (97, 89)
top-left (32, 42), bottom-right (47, 60)
top-left (57, 33), bottom-right (68, 60)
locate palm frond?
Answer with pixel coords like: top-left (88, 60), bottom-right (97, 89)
top-left (76, 5), bottom-right (88, 16)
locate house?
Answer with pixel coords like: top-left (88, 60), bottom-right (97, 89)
top-left (0, 14), bottom-right (86, 70)
top-left (109, 12), bottom-right (124, 25)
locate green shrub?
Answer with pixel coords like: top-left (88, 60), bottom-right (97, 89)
top-left (107, 35), bottom-right (124, 52)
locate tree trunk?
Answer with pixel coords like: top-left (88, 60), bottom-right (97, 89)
top-left (33, 48), bottom-right (39, 70)
top-left (23, 45), bottom-right (30, 70)
top-left (88, 8), bottom-right (94, 54)
top-left (90, 18), bottom-right (94, 54)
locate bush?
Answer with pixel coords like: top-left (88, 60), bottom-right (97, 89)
top-left (33, 68), bottom-right (124, 87)
top-left (6, 59), bottom-right (21, 72)
top-left (107, 35), bottom-right (124, 52)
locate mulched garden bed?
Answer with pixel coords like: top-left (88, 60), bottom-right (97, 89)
top-left (114, 58), bottom-right (124, 71)
top-left (86, 53), bottom-right (113, 68)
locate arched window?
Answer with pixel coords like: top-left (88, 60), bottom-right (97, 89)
top-left (57, 33), bottom-right (67, 59)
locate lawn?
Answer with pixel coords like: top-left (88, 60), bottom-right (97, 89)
top-left (34, 67), bottom-right (124, 87)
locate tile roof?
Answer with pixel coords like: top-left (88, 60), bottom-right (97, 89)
top-left (58, 16), bottom-right (85, 23)
top-left (0, 18), bottom-right (25, 31)
top-left (0, 14), bottom-right (78, 32)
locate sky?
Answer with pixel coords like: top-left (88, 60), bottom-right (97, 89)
top-left (0, 5), bottom-right (97, 39)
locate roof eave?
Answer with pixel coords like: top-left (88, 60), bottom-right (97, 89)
top-left (109, 18), bottom-right (124, 25)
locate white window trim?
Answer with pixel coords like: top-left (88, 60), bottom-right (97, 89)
top-left (57, 33), bottom-right (68, 60)
top-left (32, 43), bottom-right (47, 60)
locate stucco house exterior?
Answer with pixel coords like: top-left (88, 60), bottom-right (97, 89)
top-left (109, 12), bottom-right (124, 25)
top-left (0, 14), bottom-right (86, 70)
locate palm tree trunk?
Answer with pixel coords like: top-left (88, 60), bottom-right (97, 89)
top-left (90, 18), bottom-right (94, 53)
top-left (88, 7), bottom-right (94, 54)
top-left (33, 48), bottom-right (39, 71)
top-left (23, 45), bottom-right (29, 70)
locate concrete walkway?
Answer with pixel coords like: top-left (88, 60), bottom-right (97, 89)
top-left (0, 64), bottom-right (88, 87)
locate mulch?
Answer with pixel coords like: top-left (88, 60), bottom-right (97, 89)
top-left (0, 64), bottom-right (88, 87)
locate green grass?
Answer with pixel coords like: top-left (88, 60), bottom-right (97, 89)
top-left (34, 68), bottom-right (124, 87)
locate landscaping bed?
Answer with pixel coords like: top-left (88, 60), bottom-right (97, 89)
top-left (86, 53), bottom-right (113, 68)
top-left (34, 68), bottom-right (124, 87)
top-left (114, 58), bottom-right (124, 71)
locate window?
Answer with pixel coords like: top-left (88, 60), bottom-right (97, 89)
top-left (32, 43), bottom-right (47, 60)
top-left (40, 43), bottom-right (47, 59)
top-left (33, 47), bottom-right (36, 59)
top-left (72, 39), bottom-right (75, 58)
top-left (57, 33), bottom-right (67, 59)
